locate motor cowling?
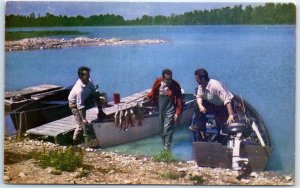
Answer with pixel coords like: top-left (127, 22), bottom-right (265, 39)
top-left (222, 122), bottom-right (252, 138)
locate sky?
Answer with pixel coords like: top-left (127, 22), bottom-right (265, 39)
top-left (5, 1), bottom-right (265, 20)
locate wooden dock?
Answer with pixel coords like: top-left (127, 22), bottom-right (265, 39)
top-left (5, 84), bottom-right (63, 111)
top-left (26, 89), bottom-right (150, 144)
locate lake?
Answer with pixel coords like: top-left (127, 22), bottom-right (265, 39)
top-left (5, 25), bottom-right (295, 174)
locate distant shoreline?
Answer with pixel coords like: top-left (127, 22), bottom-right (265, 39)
top-left (5, 37), bottom-right (167, 51)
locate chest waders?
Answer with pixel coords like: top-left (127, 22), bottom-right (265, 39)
top-left (158, 95), bottom-right (175, 148)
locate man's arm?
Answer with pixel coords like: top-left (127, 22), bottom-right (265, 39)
top-left (76, 91), bottom-right (88, 125)
top-left (147, 77), bottom-right (161, 99)
top-left (197, 97), bottom-right (206, 113)
top-left (226, 102), bottom-right (235, 124)
top-left (78, 108), bottom-right (88, 124)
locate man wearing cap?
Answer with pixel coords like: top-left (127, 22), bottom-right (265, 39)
top-left (190, 68), bottom-right (235, 141)
top-left (147, 69), bottom-right (182, 150)
top-left (68, 66), bottom-right (105, 145)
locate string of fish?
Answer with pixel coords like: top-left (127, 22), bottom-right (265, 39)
top-left (114, 103), bottom-right (144, 131)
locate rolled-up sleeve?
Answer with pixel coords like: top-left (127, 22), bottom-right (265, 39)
top-left (218, 84), bottom-right (234, 105)
top-left (196, 85), bottom-right (205, 98)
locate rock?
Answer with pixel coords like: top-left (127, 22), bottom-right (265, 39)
top-left (187, 160), bottom-right (196, 164)
top-left (250, 172), bottom-right (259, 178)
top-left (77, 168), bottom-right (84, 172)
top-left (124, 180), bottom-right (132, 184)
top-left (284, 176), bottom-right (293, 181)
top-left (85, 148), bottom-right (94, 152)
top-left (108, 170), bottom-right (115, 174)
top-left (19, 172), bottom-right (26, 177)
top-left (3, 175), bottom-right (11, 181)
top-left (177, 168), bottom-right (188, 172)
top-left (70, 172), bottom-right (81, 178)
top-left (240, 179), bottom-right (251, 184)
top-left (46, 167), bottom-right (54, 174)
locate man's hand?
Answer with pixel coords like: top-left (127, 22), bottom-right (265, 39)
top-left (99, 96), bottom-right (106, 102)
top-left (227, 115), bottom-right (235, 125)
top-left (199, 105), bottom-right (207, 113)
top-left (82, 119), bottom-right (89, 127)
top-left (174, 114), bottom-right (179, 122)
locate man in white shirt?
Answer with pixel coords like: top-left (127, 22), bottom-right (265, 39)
top-left (68, 66), bottom-right (104, 144)
top-left (190, 68), bottom-right (235, 141)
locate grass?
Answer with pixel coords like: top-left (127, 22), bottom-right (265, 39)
top-left (28, 147), bottom-right (85, 172)
top-left (5, 30), bottom-right (88, 41)
top-left (190, 175), bottom-right (205, 185)
top-left (160, 171), bottom-right (180, 180)
top-left (153, 150), bottom-right (177, 163)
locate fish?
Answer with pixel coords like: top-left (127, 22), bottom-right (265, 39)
top-left (119, 110), bottom-right (124, 130)
top-left (114, 110), bottom-right (120, 127)
top-left (133, 106), bottom-right (144, 120)
top-left (124, 109), bottom-right (131, 130)
top-left (129, 108), bottom-right (135, 127)
top-left (133, 105), bottom-right (144, 126)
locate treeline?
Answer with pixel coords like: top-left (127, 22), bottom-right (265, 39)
top-left (5, 3), bottom-right (295, 27)
top-left (6, 13), bottom-right (125, 27)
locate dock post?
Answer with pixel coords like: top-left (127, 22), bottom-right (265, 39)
top-left (17, 112), bottom-right (24, 139)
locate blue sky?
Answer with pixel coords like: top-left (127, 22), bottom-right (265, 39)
top-left (5, 1), bottom-right (264, 20)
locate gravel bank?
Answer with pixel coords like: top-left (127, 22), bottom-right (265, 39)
top-left (3, 137), bottom-right (294, 185)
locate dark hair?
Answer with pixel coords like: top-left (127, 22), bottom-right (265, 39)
top-left (162, 69), bottom-right (172, 78)
top-left (195, 68), bottom-right (210, 81)
top-left (78, 66), bottom-right (91, 78)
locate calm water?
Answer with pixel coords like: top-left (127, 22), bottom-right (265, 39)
top-left (5, 25), bottom-right (295, 174)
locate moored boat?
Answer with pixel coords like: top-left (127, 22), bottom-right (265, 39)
top-left (91, 90), bottom-right (196, 148)
top-left (191, 95), bottom-right (272, 172)
top-left (8, 86), bottom-right (73, 133)
top-left (5, 84), bottom-right (64, 112)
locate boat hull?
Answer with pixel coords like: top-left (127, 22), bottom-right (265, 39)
top-left (9, 87), bottom-right (72, 132)
top-left (193, 142), bottom-right (272, 171)
top-left (191, 95), bottom-right (272, 171)
top-left (92, 102), bottom-right (195, 148)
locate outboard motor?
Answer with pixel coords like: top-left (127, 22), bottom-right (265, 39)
top-left (222, 122), bottom-right (252, 173)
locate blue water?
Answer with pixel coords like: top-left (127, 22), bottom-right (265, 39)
top-left (5, 25), bottom-right (295, 174)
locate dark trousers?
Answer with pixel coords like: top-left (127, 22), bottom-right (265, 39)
top-left (194, 100), bottom-right (229, 132)
top-left (158, 95), bottom-right (175, 147)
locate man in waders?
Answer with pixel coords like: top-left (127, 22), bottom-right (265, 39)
top-left (189, 68), bottom-right (235, 141)
top-left (147, 69), bottom-right (182, 150)
top-left (68, 66), bottom-right (105, 146)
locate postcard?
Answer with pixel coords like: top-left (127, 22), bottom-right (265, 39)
top-left (3, 1), bottom-right (296, 185)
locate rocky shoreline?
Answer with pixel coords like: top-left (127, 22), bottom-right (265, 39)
top-left (3, 136), bottom-right (294, 185)
top-left (5, 37), bottom-right (167, 51)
